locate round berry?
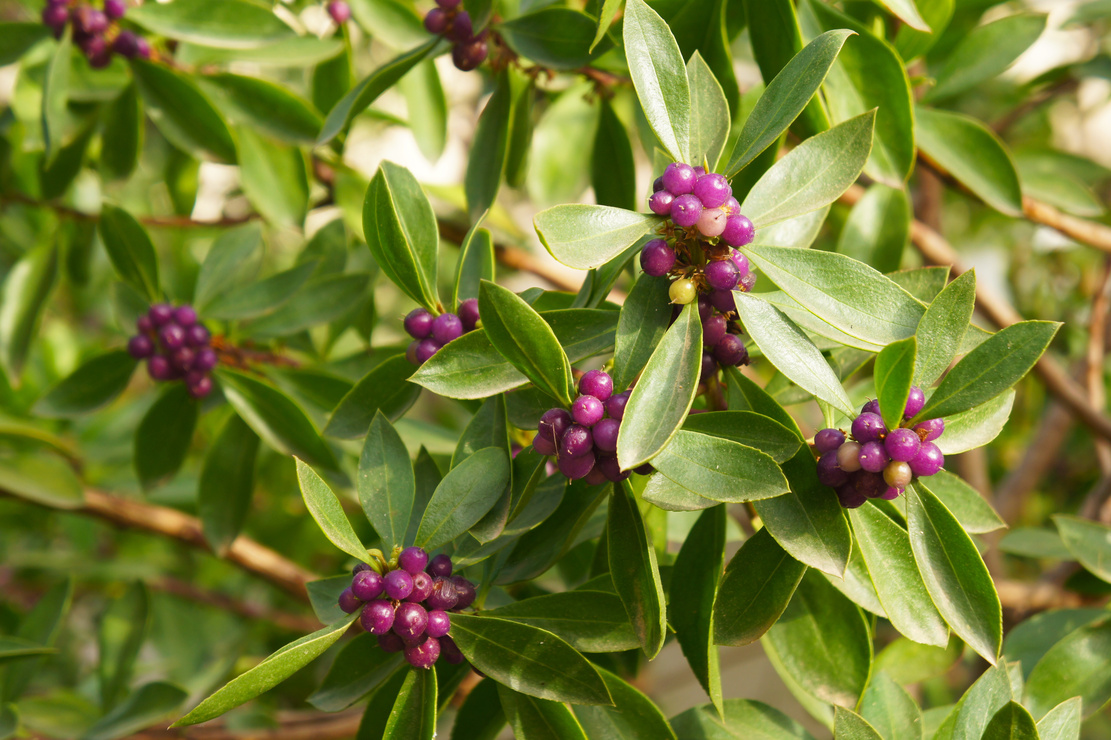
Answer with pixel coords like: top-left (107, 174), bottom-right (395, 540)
top-left (171, 347), bottom-right (195, 371)
top-left (134, 37), bottom-right (151, 59)
top-left (885, 428), bottom-right (921, 462)
top-left (440, 635), bottom-right (465, 664)
top-left (113, 31), bottom-right (140, 57)
top-left (579, 369), bottom-right (613, 402)
top-left (192, 347), bottom-right (218, 372)
top-left (713, 334), bottom-right (747, 366)
top-left (185, 324), bottom-right (210, 347)
top-left (173, 305), bottom-right (197, 326)
top-left (851, 412), bottom-right (886, 443)
top-left (383, 569), bottom-right (414, 600)
top-left (533, 433), bottom-right (556, 456)
top-left (426, 577), bottom-right (458, 611)
top-left (814, 428), bottom-right (846, 454)
top-left (392, 602), bottom-right (429, 642)
top-left (879, 486), bottom-right (901, 501)
top-left (353, 562), bottom-right (372, 575)
top-left (914, 418), bottom-right (944, 442)
top-left (136, 315), bottom-right (153, 334)
top-left (670, 194), bottom-right (703, 229)
top-left (360, 600), bottom-right (395, 635)
top-left (858, 440), bottom-right (888, 473)
top-left (852, 470), bottom-right (887, 499)
top-left (558, 451), bottom-right (595, 480)
top-left (426, 610), bottom-right (451, 638)
top-left (403, 308), bottom-right (434, 339)
top-left (86, 39), bottom-right (113, 69)
top-left (605, 391), bottom-right (629, 420)
top-left (405, 636), bottom-right (440, 668)
top-left (159, 324), bottom-right (186, 351)
top-left (449, 39), bottom-right (487, 71)
top-left (414, 339), bottom-right (440, 364)
top-left (837, 440), bottom-right (862, 472)
top-left (328, 0), bottom-right (351, 24)
top-left (669, 278), bottom-right (697, 305)
top-left (595, 454), bottom-right (630, 483)
top-left (431, 313), bottom-right (463, 345)
top-left (697, 295), bottom-right (713, 322)
top-left (428, 553), bottom-right (453, 578)
top-left (42, 5), bottom-right (69, 33)
top-left (661, 163), bottom-right (697, 195)
top-left (147, 356), bottom-right (173, 381)
top-left (693, 166), bottom-right (706, 177)
top-left (640, 239), bottom-right (676, 277)
top-left (648, 191), bottom-right (675, 217)
top-left (585, 467), bottom-right (608, 486)
top-left (592, 418), bottom-right (620, 452)
top-left (451, 576), bottom-right (476, 610)
top-left (104, 0), bottom-right (126, 19)
top-left (904, 386), bottom-right (925, 418)
top-left (705, 259), bottom-right (739, 291)
top-left (861, 399), bottom-right (881, 416)
top-left (700, 351), bottom-right (716, 383)
top-left (75, 7), bottom-right (108, 33)
top-left (738, 270), bottom-right (757, 293)
top-left (710, 288), bottom-right (736, 314)
top-left (188, 375), bottom-right (213, 399)
top-left (884, 460), bottom-right (913, 489)
top-left (909, 442), bottom-right (944, 477)
top-left (457, 298), bottom-right (480, 333)
top-left (149, 304), bottom-right (174, 326)
top-left (837, 485), bottom-right (868, 509)
top-left (448, 11), bottom-right (473, 42)
top-left (723, 196), bottom-right (741, 216)
top-left (378, 632), bottom-right (405, 653)
top-left (692, 173), bottom-right (731, 209)
top-left (721, 214), bottom-right (755, 247)
top-left (398, 546), bottom-right (429, 575)
top-left (697, 208), bottom-right (727, 238)
top-left (703, 314), bottom-right (727, 346)
top-left (538, 408), bottom-right (573, 445)
top-left (817, 451), bottom-right (848, 487)
top-left (406, 340), bottom-right (423, 365)
top-left (352, 569), bottom-right (384, 601)
top-left (572, 395), bottom-right (605, 427)
top-left (338, 588), bottom-right (361, 614)
top-left (560, 424), bottom-right (593, 457)
top-left (128, 335), bottom-right (154, 359)
top-left (731, 250), bottom-right (751, 277)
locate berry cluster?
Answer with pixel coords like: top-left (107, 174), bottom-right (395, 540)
top-left (403, 299), bottom-right (479, 365)
top-left (813, 387), bottom-right (946, 508)
top-left (42, 0), bottom-right (151, 68)
top-left (648, 163), bottom-right (755, 247)
top-left (338, 548), bottom-right (475, 670)
top-left (127, 304), bottom-right (217, 399)
top-left (423, 0), bottom-right (488, 71)
top-left (693, 292), bottom-right (750, 386)
top-left (326, 0), bottom-right (350, 25)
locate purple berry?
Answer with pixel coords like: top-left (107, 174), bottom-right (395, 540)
top-left (392, 602), bottom-right (429, 642)
top-left (448, 10), bottom-right (473, 41)
top-left (605, 391), bottom-right (630, 421)
top-left (136, 315), bottom-right (153, 334)
top-left (353, 562), bottom-right (372, 574)
top-left (885, 428), bottom-right (921, 463)
top-left (75, 7), bottom-right (108, 33)
top-left (909, 442), bottom-right (944, 477)
top-left (415, 339), bottom-right (440, 364)
top-left (661, 163), bottom-right (697, 195)
top-left (338, 588), bottom-right (361, 614)
top-left (404, 308), bottom-right (434, 339)
top-left (406, 636), bottom-right (440, 669)
top-left (128, 335), bottom-right (154, 359)
top-left (192, 347), bottom-right (218, 372)
top-left (730, 250), bottom-right (750, 277)
top-left (692, 166), bottom-right (706, 177)
top-left (149, 304), bottom-right (173, 326)
top-left (700, 351), bottom-right (717, 383)
top-left (431, 313), bottom-right (463, 345)
top-left (384, 569), bottom-right (414, 600)
top-left (185, 324), bottom-right (210, 347)
top-left (705, 259), bottom-right (739, 291)
top-left (579, 369), bottom-right (614, 401)
top-left (104, 0), bottom-right (126, 19)
top-left (721, 214), bottom-right (755, 247)
top-left (670, 194), bottom-right (703, 229)
top-left (713, 334), bottom-right (748, 366)
top-left (858, 440), bottom-right (888, 473)
top-left (879, 486), bottom-right (901, 501)
top-left (86, 39), bottom-right (113, 69)
top-left (652, 176), bottom-right (664, 193)
top-left (738, 270), bottom-right (757, 293)
top-left (451, 576), bottom-right (476, 610)
top-left (723, 196), bottom-right (741, 215)
top-left (595, 454), bottom-right (630, 483)
top-left (698, 208), bottom-right (728, 238)
top-left (378, 633), bottom-right (405, 653)
top-left (328, 0), bottom-right (351, 24)
top-left (538, 407), bottom-right (573, 446)
top-left (440, 635), bottom-right (465, 664)
top-left (428, 553), bottom-right (452, 577)
top-left (837, 485), bottom-right (868, 509)
top-left (399, 546), bottom-right (429, 575)
top-left (634, 463), bottom-right (654, 475)
top-left (134, 37), bottom-right (151, 59)
top-left (851, 412), bottom-right (886, 443)
top-left (640, 239), bottom-right (676, 277)
top-left (42, 5), bottom-right (69, 33)
top-left (352, 569), bottom-right (384, 600)
top-left (159, 324), bottom-right (186, 351)
top-left (914, 418), bottom-right (944, 442)
top-left (814, 428), bottom-right (846, 454)
top-left (457, 298), bottom-right (480, 333)
top-left (406, 572), bottom-right (433, 602)
top-left (697, 295), bottom-right (713, 322)
top-left (861, 399), bottom-right (881, 416)
top-left (558, 451), bottom-right (595, 480)
top-left (648, 191), bottom-right (675, 217)
top-left (703, 314), bottom-right (727, 346)
top-left (585, 467), bottom-right (608, 485)
top-left (817, 451), bottom-right (848, 487)
top-left (560, 424), bottom-right (593, 457)
top-left (173, 305), bottom-right (196, 326)
top-left (426, 577), bottom-right (458, 610)
top-left (171, 345), bottom-right (194, 367)
top-left (710, 288), bottom-right (736, 314)
top-left (147, 356), bottom-right (173, 381)
top-left (904, 386), bottom-right (925, 418)
top-left (852, 470), bottom-right (887, 499)
top-left (693, 173), bottom-right (731, 209)
top-left (436, 0), bottom-right (461, 7)
top-left (533, 433), bottom-right (557, 456)
top-left (360, 600), bottom-right (395, 635)
top-left (426, 610), bottom-right (451, 638)
top-left (592, 418), bottom-right (620, 452)
top-left (572, 395), bottom-right (605, 427)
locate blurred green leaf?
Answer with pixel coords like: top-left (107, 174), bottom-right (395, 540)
top-left (451, 679), bottom-right (505, 740)
top-left (894, 0), bottom-right (952, 60)
top-left (465, 74), bottom-right (512, 223)
top-left (135, 385), bottom-right (198, 491)
top-left (83, 682), bottom-right (187, 740)
top-left (100, 84), bottom-right (142, 181)
top-left (42, 30), bottom-right (71, 165)
top-left (713, 526), bottom-right (806, 647)
top-left (573, 665), bottom-right (678, 739)
top-left (131, 61), bottom-right (237, 163)
top-left (609, 480), bottom-right (667, 657)
top-left (484, 591), bottom-right (638, 653)
top-left (875, 636), bottom-right (962, 685)
top-left (99, 205), bottom-right (160, 303)
top-left (193, 223), bottom-right (261, 313)
top-left (326, 356), bottom-right (420, 439)
top-left (0, 24), bottom-right (50, 66)
top-left (34, 351), bottom-right (137, 418)
top-left (0, 639), bottom-right (56, 665)
top-left (924, 13), bottom-right (1047, 102)
top-left (593, 99), bottom-right (637, 211)
top-left (202, 73), bottom-right (321, 144)
top-left (203, 260), bottom-right (317, 321)
top-left (1054, 516), bottom-right (1111, 584)
top-left (837, 185), bottom-right (909, 274)
top-left (2, 579), bottom-right (72, 702)
top-left (400, 59), bottom-right (447, 164)
top-left (198, 413), bottom-right (258, 556)
top-left (623, 0), bottom-right (689, 162)
top-left (128, 0), bottom-right (294, 48)
top-left (0, 243), bottom-right (57, 379)
top-left (859, 672), bottom-right (922, 740)
top-left (246, 272), bottom-right (371, 337)
top-left (97, 583), bottom-right (150, 711)
top-left (499, 9), bottom-right (603, 69)
top-left (670, 698), bottom-right (816, 739)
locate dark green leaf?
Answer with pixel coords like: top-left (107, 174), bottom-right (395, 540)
top-left (100, 83), bottom-right (142, 181)
top-left (1004, 609), bottom-right (1108, 682)
top-left (309, 634), bottom-right (404, 712)
top-left (34, 351), bottom-right (137, 417)
top-left (925, 14), bottom-right (1047, 102)
top-left (97, 583), bottom-right (148, 710)
top-left (400, 59), bottom-right (447, 163)
top-left (0, 23), bottom-right (50, 66)
top-left (128, 0), bottom-right (293, 48)
top-left (1054, 516), bottom-right (1111, 584)
top-left (356, 672), bottom-right (407, 740)
top-left (981, 702), bottom-right (1038, 740)
top-left (99, 205), bottom-right (160, 303)
top-left (203, 260), bottom-right (317, 321)
top-left (593, 99), bottom-right (637, 211)
top-left (498, 9), bottom-right (601, 70)
top-left (326, 355), bottom-right (420, 439)
top-left (681, 411), bottom-right (801, 463)
top-left (837, 185), bottom-right (909, 274)
top-left (535, 205), bottom-right (661, 270)
top-left (134, 385), bottom-right (198, 491)
top-left (874, 337), bottom-right (916, 431)
top-left (202, 73), bottom-right (321, 144)
top-left (465, 74), bottom-right (512, 222)
top-left (42, 29), bottom-right (71, 165)
top-left (612, 275), bottom-right (671, 392)
top-left (451, 679), bottom-right (506, 740)
top-left (914, 270), bottom-right (976, 389)
top-left (652, 430), bottom-right (790, 502)
top-left (484, 591), bottom-right (638, 653)
top-left (925, 469), bottom-right (1006, 534)
top-left (453, 223), bottom-right (496, 308)
top-left (246, 272), bottom-right (371, 338)
top-left (0, 243), bottom-right (57, 379)
top-left (945, 663), bottom-right (1016, 740)
top-left (297, 459), bottom-right (367, 562)
top-left (498, 685), bottom-right (587, 740)
top-left (641, 473), bottom-right (718, 512)
top-left (573, 665), bottom-right (678, 739)
top-left (591, 0), bottom-right (622, 52)
top-left (0, 639), bottom-right (56, 665)
top-left (131, 60), bottom-right (236, 163)
top-left (416, 447), bottom-right (510, 549)
top-left (83, 682), bottom-right (187, 740)
top-left (383, 667), bottom-right (436, 739)
top-left (859, 672), bottom-right (923, 740)
top-left (670, 699), bottom-right (817, 740)
top-left (363, 161), bottom-right (439, 310)
top-left (623, 0), bottom-right (689, 162)
top-left (2, 579), bottom-right (72, 702)
top-left (193, 223), bottom-right (262, 314)
top-left (608, 481), bottom-right (667, 657)
top-left (671, 505), bottom-right (726, 711)
top-left (713, 525), bottom-right (805, 647)
top-left (198, 413), bottom-right (258, 556)
top-left (235, 128), bottom-right (309, 226)
top-left (359, 411), bottom-right (415, 553)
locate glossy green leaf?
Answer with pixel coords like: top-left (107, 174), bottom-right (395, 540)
top-left (894, 0), bottom-right (953, 60)
top-left (875, 636), bottom-right (962, 686)
top-left (534, 205), bottom-right (660, 270)
top-left (2, 578), bottom-right (72, 702)
top-left (925, 13), bottom-right (1047, 102)
top-left (451, 679), bottom-right (506, 740)
top-left (713, 526), bottom-right (806, 647)
top-left (34, 351), bottom-right (137, 417)
top-left (907, 481), bottom-right (1002, 664)
top-left (914, 270), bottom-right (976, 389)
top-left (681, 411), bottom-right (801, 463)
top-left (849, 504), bottom-right (949, 648)
top-left (723, 366), bottom-right (803, 439)
top-left (42, 29), bottom-right (71, 165)
top-left (641, 474), bottom-right (718, 512)
top-left (617, 303), bottom-right (701, 469)
top-left (498, 8), bottom-right (601, 70)
top-left (734, 292), bottom-right (854, 417)
top-left (134, 385), bottom-right (198, 491)
top-left (202, 73), bottom-right (322, 144)
top-left (686, 52), bottom-right (729, 170)
top-left (297, 459), bottom-right (366, 562)
top-left (83, 682), bottom-right (187, 740)
top-left (825, 541), bottom-right (885, 617)
top-left (363, 161), bottom-right (439, 311)
top-left (859, 672), bottom-right (923, 740)
top-left (612, 275), bottom-right (671, 392)
top-left (416, 447), bottom-right (509, 550)
top-left (573, 665), bottom-right (678, 739)
top-left (128, 0), bottom-right (293, 48)
top-left (356, 671), bottom-right (407, 740)
top-left (623, 0), bottom-right (689, 162)
top-left (981, 702), bottom-right (1039, 740)
top-left (219, 369), bottom-right (338, 471)
top-left (131, 60), bottom-right (236, 163)
top-left (834, 707), bottom-right (883, 740)
top-left (172, 614), bottom-right (357, 726)
top-left (98, 205), bottom-right (160, 303)
top-left (741, 110), bottom-right (875, 228)
top-left (934, 391), bottom-right (1015, 457)
top-left (593, 98), bottom-right (637, 211)
top-left (652, 430), bottom-right (790, 503)
top-left (358, 412), bottom-right (415, 553)
top-left (326, 355), bottom-right (420, 439)
top-left (309, 635), bottom-right (403, 713)
top-left (671, 505), bottom-right (726, 711)
top-left (453, 224), bottom-right (496, 308)
top-left (1036, 697), bottom-right (1082, 740)
top-left (1054, 515), bottom-right (1111, 583)
top-left (448, 613), bottom-right (611, 705)
top-left (608, 481), bottom-right (667, 657)
top-left (914, 106), bottom-right (1022, 216)
top-left (0, 242), bottom-right (57, 379)
top-left (198, 413), bottom-right (259, 556)
top-left (874, 337), bottom-right (916, 431)
top-left (915, 321), bottom-right (1059, 421)
top-left (873, 0), bottom-right (930, 30)
top-left (945, 663), bottom-right (1016, 740)
top-left (400, 58), bottom-right (447, 163)
top-left (483, 591), bottom-right (638, 653)
top-left (498, 685), bottom-right (587, 740)
top-left (383, 667), bottom-right (436, 740)
top-left (837, 184), bottom-right (909, 274)
top-left (670, 698), bottom-right (817, 740)
top-left (591, 0), bottom-right (622, 52)
top-left (465, 73), bottom-right (511, 222)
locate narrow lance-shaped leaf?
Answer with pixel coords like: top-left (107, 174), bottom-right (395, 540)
top-left (131, 60), bottom-right (237, 163)
top-left (127, 0), bottom-right (294, 49)
top-left (713, 526), bottom-right (807, 647)
top-left (83, 682), bottom-right (188, 740)
top-left (612, 275), bottom-right (671, 391)
top-left (452, 220), bottom-right (495, 309)
top-left (572, 665), bottom-right (678, 740)
top-left (0, 242), bottom-right (57, 379)
top-left (99, 205), bottom-right (160, 303)
top-left (465, 72), bottom-right (512, 222)
top-left (498, 686), bottom-right (587, 740)
top-left (686, 52), bottom-right (730, 171)
top-left (534, 205), bottom-right (661, 270)
top-left (924, 13), bottom-right (1047, 103)
top-left (590, 0), bottom-right (621, 52)
top-left (34, 350), bottom-right (138, 418)
top-left (297, 459), bottom-right (367, 563)
top-left (622, 0), bottom-right (689, 162)
top-left (608, 481), bottom-right (667, 658)
top-left (359, 412), bottom-right (415, 554)
top-left (651, 430), bottom-right (790, 503)
top-left (914, 270), bottom-right (976, 389)
top-left (42, 27), bottom-right (71, 165)
top-left (416, 447), bottom-right (510, 550)
top-left (1025, 618), bottom-right (1111, 719)
top-left (858, 672), bottom-right (923, 740)
top-left (97, 582), bottom-right (151, 711)
top-left (134, 385), bottom-right (198, 491)
top-left (592, 98), bottom-right (637, 211)
top-left (383, 667), bottom-right (437, 740)
top-left (326, 355), bottom-right (420, 439)
top-left (874, 337), bottom-right (916, 431)
top-left (199, 413), bottom-right (259, 556)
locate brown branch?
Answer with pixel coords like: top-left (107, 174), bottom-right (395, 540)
top-left (436, 220), bottom-right (583, 294)
top-left (123, 710), bottom-right (363, 740)
top-left (1023, 196), bottom-right (1111, 257)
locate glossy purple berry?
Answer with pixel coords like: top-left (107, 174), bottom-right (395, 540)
top-left (558, 451), bottom-right (595, 480)
top-left (384, 569), bottom-right (414, 600)
top-left (879, 486), bottom-right (901, 501)
top-left (399, 546), bottom-right (429, 575)
top-left (171, 305), bottom-right (195, 327)
top-left (814, 428), bottom-right (846, 454)
top-left (353, 562), bottom-right (372, 574)
top-left (605, 391), bottom-right (630, 421)
top-left (404, 308), bottom-right (434, 339)
top-left (592, 418), bottom-right (620, 452)
top-left (352, 569), bottom-right (384, 600)
top-left (560, 424), bottom-right (593, 458)
top-left (652, 176), bottom-right (664, 192)
top-left (861, 399), bottom-right (881, 416)
top-left (451, 577), bottom-right (476, 610)
top-left (458, 298), bottom-right (480, 332)
top-left (858, 440), bottom-right (888, 473)
top-left (817, 451), bottom-right (848, 487)
top-left (904, 386), bottom-right (925, 418)
top-left (693, 173), bottom-right (731, 208)
top-left (193, 347), bottom-right (218, 372)
top-left (431, 313), bottom-right (463, 345)
top-left (104, 0), bottom-right (126, 19)
top-left (852, 470), bottom-right (887, 499)
top-left (426, 610), bottom-right (451, 638)
top-left (149, 304), bottom-right (174, 326)
top-left (596, 455), bottom-right (630, 483)
top-left (731, 250), bottom-right (750, 276)
top-left (697, 294), bottom-right (713, 321)
top-left (710, 289), bottom-right (736, 314)
top-left (448, 11), bottom-right (473, 41)
top-left (914, 418), bottom-right (944, 442)
top-left (852, 412), bottom-right (886, 443)
top-left (723, 196), bottom-right (741, 216)
top-left (885, 428), bottom-right (921, 462)
top-left (697, 208), bottom-right (728, 238)
top-left (705, 259), bottom-right (739, 291)
top-left (147, 356), bottom-right (173, 381)
top-left (392, 602), bottom-right (429, 642)
top-left (128, 335), bottom-right (154, 359)
top-left (721, 214), bottom-right (755, 247)
top-left (714, 334), bottom-right (748, 366)
top-left (171, 347), bottom-right (195, 372)
top-left (661, 163), bottom-right (697, 195)
top-left (415, 339), bottom-right (440, 364)
top-left (585, 467), bottom-right (608, 486)
top-left (579, 369), bottom-right (613, 402)
top-left (670, 194), bottom-right (703, 229)
top-left (909, 442), bottom-right (944, 477)
top-left (328, 0), bottom-right (351, 24)
top-left (338, 588), bottom-right (361, 614)
top-left (440, 635), bottom-right (465, 664)
top-left (112, 30), bottom-right (138, 57)
top-left (360, 600), bottom-right (395, 635)
top-left (454, 42), bottom-right (488, 74)
top-left (572, 395), bottom-right (605, 427)
top-left (406, 636), bottom-right (440, 669)
top-left (533, 433), bottom-right (556, 456)
top-left (159, 324), bottom-right (186, 351)
top-left (538, 408), bottom-right (573, 445)
top-left (702, 314), bottom-right (727, 346)
top-left (427, 554), bottom-right (452, 577)
top-left (185, 324), bottom-right (210, 347)
top-left (648, 190), bottom-right (675, 216)
top-left (378, 632), bottom-right (405, 653)
top-left (426, 577), bottom-right (458, 610)
top-left (640, 239), bottom-right (676, 276)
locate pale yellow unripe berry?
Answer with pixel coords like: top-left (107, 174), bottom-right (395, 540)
top-left (669, 278), bottom-right (697, 305)
top-left (884, 460), bottom-right (913, 489)
top-left (837, 441), bottom-right (862, 472)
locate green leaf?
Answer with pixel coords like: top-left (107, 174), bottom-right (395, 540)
top-left (1036, 697), bottom-right (1082, 740)
top-left (34, 351), bottom-right (137, 417)
top-left (0, 243), bottom-right (57, 379)
top-left (652, 430), bottom-right (790, 502)
top-left (172, 614), bottom-right (357, 727)
top-left (741, 110), bottom-right (875, 228)
top-left (875, 636), bottom-right (962, 686)
top-left (202, 73), bottom-right (322, 144)
top-left (131, 60), bottom-right (236, 163)
top-left (498, 8), bottom-right (602, 70)
top-left (608, 481), bottom-right (667, 657)
top-left (448, 613), bottom-right (611, 705)
top-left (914, 271), bottom-right (976, 389)
top-left (733, 292), bottom-right (854, 417)
top-left (181, 36), bottom-right (344, 67)
top-left (742, 246), bottom-right (925, 347)
top-left (218, 369), bottom-right (338, 471)
top-left (198, 413), bottom-right (258, 556)
top-left (356, 672), bottom-right (407, 740)
top-left (670, 699), bottom-right (817, 740)
top-left (623, 0), bottom-right (689, 162)
top-left (235, 128), bottom-right (309, 226)
top-left (42, 29), bottom-right (71, 166)
top-left (465, 73), bottom-right (512, 222)
top-left (593, 99), bottom-right (637, 211)
top-left (906, 481), bottom-right (1002, 664)
top-left (0, 453), bottom-right (83, 510)
top-left (999, 528), bottom-right (1071, 560)
top-left (612, 275), bottom-right (671, 392)
top-left (383, 667), bottom-right (436, 740)
top-left (915, 321), bottom-right (1059, 421)
top-left (914, 106), bottom-right (1022, 216)
top-left (764, 570), bottom-right (872, 708)
top-left (309, 634), bottom-right (404, 712)
top-left (326, 355), bottom-right (420, 439)
top-left (0, 639), bottom-right (56, 664)
top-left (534, 205), bottom-right (661, 270)
top-left (934, 391), bottom-right (1015, 457)
top-left (591, 0), bottom-right (622, 52)
top-left (363, 161), bottom-right (439, 311)
top-left (924, 13), bottom-right (1047, 103)
top-left (203, 260), bottom-right (317, 321)
top-left (713, 526), bottom-right (806, 647)
top-left (982, 702), bottom-right (1039, 740)
top-left (359, 411), bottom-right (415, 553)
top-left (671, 505), bottom-right (726, 712)
top-left (100, 83), bottom-right (142, 181)
top-left (498, 686), bottom-right (587, 740)
top-left (0, 23), bottom-right (50, 66)
top-left (478, 281), bottom-right (573, 406)
top-left (874, 337), bottom-right (916, 431)
top-left (873, 0), bottom-right (930, 30)
top-left (134, 385), bottom-right (198, 491)
top-left (451, 679), bottom-right (506, 740)
top-left (681, 411), bottom-right (800, 464)
top-left (849, 504), bottom-right (949, 648)
top-left (400, 58), bottom-right (447, 163)
top-left (483, 591), bottom-right (638, 653)
top-left (128, 0), bottom-right (293, 48)
top-left (573, 665), bottom-right (678, 739)
top-left (245, 272), bottom-right (371, 338)
top-left (98, 205), bottom-right (160, 303)
top-left (317, 39), bottom-right (440, 145)
top-left (834, 707), bottom-right (883, 740)
top-left (686, 52), bottom-right (730, 170)
top-left (453, 224), bottom-right (496, 308)
top-left (416, 447), bottom-right (510, 549)
top-left (946, 663), bottom-right (1016, 740)
top-left (1004, 610), bottom-right (1109, 682)
top-left (859, 672), bottom-right (923, 740)
top-left (725, 30), bottom-right (852, 177)
top-left (894, 0), bottom-right (953, 60)
top-left (617, 303), bottom-right (701, 469)
top-left (2, 578), bottom-right (72, 702)
top-left (83, 682), bottom-right (187, 740)
top-left (837, 184), bottom-right (909, 274)
top-left (1053, 516), bottom-right (1111, 584)
top-left (297, 459), bottom-right (366, 562)
top-left (193, 223), bottom-right (262, 313)
top-left (641, 474), bottom-right (718, 512)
